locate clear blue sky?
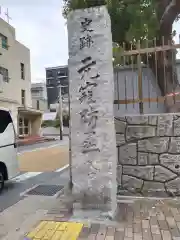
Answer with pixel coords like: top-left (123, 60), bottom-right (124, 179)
top-left (1, 0), bottom-right (180, 82)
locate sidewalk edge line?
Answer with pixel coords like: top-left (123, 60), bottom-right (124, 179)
top-left (55, 164), bottom-right (69, 173)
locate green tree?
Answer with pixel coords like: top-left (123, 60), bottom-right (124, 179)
top-left (63, 0), bottom-right (180, 96)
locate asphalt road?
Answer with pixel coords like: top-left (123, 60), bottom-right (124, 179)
top-left (0, 138), bottom-right (69, 213)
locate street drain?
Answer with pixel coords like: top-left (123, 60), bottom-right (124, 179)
top-left (26, 185), bottom-right (64, 196)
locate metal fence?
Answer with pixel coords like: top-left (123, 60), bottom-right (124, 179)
top-left (113, 38), bottom-right (180, 115)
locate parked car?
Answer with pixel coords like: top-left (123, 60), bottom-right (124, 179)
top-left (0, 107), bottom-right (19, 192)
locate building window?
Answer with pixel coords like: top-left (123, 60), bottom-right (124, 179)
top-left (18, 117), bottom-right (29, 136)
top-left (0, 66), bottom-right (9, 82)
top-left (0, 34), bottom-right (8, 50)
top-left (57, 71), bottom-right (67, 77)
top-left (21, 89), bottom-right (25, 105)
top-left (47, 79), bottom-right (53, 85)
top-left (21, 63), bottom-right (25, 80)
top-left (37, 100), bottom-right (40, 110)
top-left (47, 70), bottom-right (53, 78)
top-left (0, 110), bottom-right (12, 133)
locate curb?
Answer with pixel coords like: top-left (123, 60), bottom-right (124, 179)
top-left (17, 138), bottom-right (57, 147)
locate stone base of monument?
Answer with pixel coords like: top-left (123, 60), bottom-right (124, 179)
top-left (62, 186), bottom-right (118, 224)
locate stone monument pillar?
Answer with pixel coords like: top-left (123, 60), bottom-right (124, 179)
top-left (68, 6), bottom-right (117, 217)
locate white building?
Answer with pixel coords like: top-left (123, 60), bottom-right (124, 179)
top-left (0, 17), bottom-right (42, 137)
top-left (31, 82), bottom-right (48, 111)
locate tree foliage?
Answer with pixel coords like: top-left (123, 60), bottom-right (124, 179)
top-left (63, 0), bottom-right (160, 45)
top-left (63, 0), bottom-right (180, 96)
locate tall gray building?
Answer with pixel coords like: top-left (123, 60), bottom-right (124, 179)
top-left (46, 65), bottom-right (68, 108)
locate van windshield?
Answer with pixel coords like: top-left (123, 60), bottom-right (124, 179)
top-left (0, 110), bottom-right (13, 133)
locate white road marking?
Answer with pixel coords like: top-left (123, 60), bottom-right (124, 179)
top-left (55, 164), bottom-right (69, 173)
top-left (11, 164), bottom-right (68, 184)
top-left (12, 172), bottom-right (42, 182)
top-left (20, 184), bottom-right (39, 197)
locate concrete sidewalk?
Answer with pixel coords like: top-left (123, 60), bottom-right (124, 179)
top-left (2, 190), bottom-right (180, 239)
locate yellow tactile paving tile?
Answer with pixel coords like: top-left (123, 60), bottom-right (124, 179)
top-left (26, 221), bottom-right (83, 240)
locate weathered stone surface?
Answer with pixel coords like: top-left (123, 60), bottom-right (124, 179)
top-left (138, 152), bottom-right (148, 165)
top-left (154, 166), bottom-right (177, 182)
top-left (138, 137), bottom-right (169, 153)
top-left (116, 134), bottom-right (125, 146)
top-left (126, 116), bottom-right (148, 125)
top-left (123, 166), bottom-right (154, 180)
top-left (157, 115), bottom-right (173, 136)
top-left (174, 118), bottom-right (180, 136)
top-left (119, 143), bottom-right (137, 165)
top-left (115, 116), bottom-right (126, 122)
top-left (117, 165), bottom-right (122, 185)
top-left (173, 115), bottom-right (180, 121)
top-left (148, 116), bottom-right (157, 125)
top-left (165, 178), bottom-right (180, 191)
top-left (122, 175), bottom-right (143, 190)
top-left (169, 137), bottom-right (180, 153)
top-left (160, 154), bottom-right (180, 173)
top-left (148, 154), bottom-right (159, 165)
top-left (143, 181), bottom-right (165, 191)
top-left (126, 125), bottom-right (156, 141)
top-left (116, 113), bottom-right (180, 196)
top-left (115, 119), bottom-right (126, 133)
top-left (68, 6), bottom-right (117, 213)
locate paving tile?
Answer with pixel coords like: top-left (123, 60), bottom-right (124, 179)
top-left (26, 221), bottom-right (83, 240)
top-left (166, 217), bottom-right (176, 228)
top-left (157, 212), bottom-right (166, 221)
top-left (116, 224), bottom-right (125, 232)
top-left (152, 234), bottom-right (162, 240)
top-left (151, 225), bottom-right (161, 235)
top-left (96, 226), bottom-right (107, 240)
top-left (169, 228), bottom-right (180, 238)
top-left (134, 233), bottom-right (143, 240)
top-left (78, 226), bottom-right (91, 239)
top-left (105, 235), bottom-right (115, 240)
top-left (142, 229), bottom-right (153, 240)
top-left (114, 230), bottom-right (124, 240)
top-left (125, 227), bottom-right (133, 238)
top-left (177, 222), bottom-right (180, 231)
top-left (87, 234), bottom-right (97, 240)
top-left (161, 230), bottom-right (172, 240)
top-left (158, 220), bottom-right (169, 230)
top-left (133, 221), bottom-right (142, 233)
top-left (106, 227), bottom-right (115, 237)
top-left (90, 224), bottom-right (100, 235)
top-left (142, 220), bottom-right (150, 229)
top-left (150, 217), bottom-right (158, 226)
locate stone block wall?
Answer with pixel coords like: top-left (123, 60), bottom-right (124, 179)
top-left (115, 114), bottom-right (180, 197)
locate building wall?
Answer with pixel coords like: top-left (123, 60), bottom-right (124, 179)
top-left (0, 18), bottom-right (32, 134)
top-left (46, 66), bottom-right (68, 107)
top-left (31, 82), bottom-right (47, 100)
top-left (116, 114), bottom-right (180, 197)
top-left (114, 66), bottom-right (166, 116)
top-left (0, 18), bottom-right (32, 108)
top-left (32, 98), bottom-right (47, 111)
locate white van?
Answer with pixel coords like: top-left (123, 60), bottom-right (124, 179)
top-left (0, 108), bottom-right (19, 192)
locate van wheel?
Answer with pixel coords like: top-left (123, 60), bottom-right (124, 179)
top-left (0, 172), bottom-right (4, 193)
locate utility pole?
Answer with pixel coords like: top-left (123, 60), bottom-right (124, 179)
top-left (59, 85), bottom-right (63, 140)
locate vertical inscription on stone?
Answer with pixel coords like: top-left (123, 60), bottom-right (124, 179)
top-left (68, 6), bottom-right (117, 214)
